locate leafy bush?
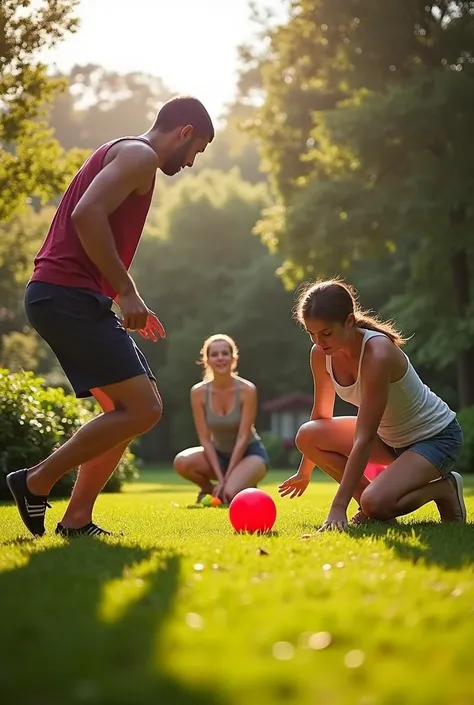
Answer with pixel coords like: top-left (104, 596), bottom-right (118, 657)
top-left (287, 448), bottom-right (303, 470)
top-left (457, 406), bottom-right (474, 474)
top-left (259, 431), bottom-right (290, 468)
top-left (105, 447), bottom-right (139, 492)
top-left (0, 369), bottom-right (138, 499)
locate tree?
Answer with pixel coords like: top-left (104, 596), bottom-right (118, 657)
top-left (239, 0), bottom-right (474, 406)
top-left (0, 206), bottom-right (54, 319)
top-left (0, 206), bottom-right (61, 376)
top-left (0, 0), bottom-right (86, 222)
top-left (194, 101), bottom-right (266, 184)
top-left (48, 64), bottom-right (175, 150)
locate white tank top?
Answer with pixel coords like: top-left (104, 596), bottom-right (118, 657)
top-left (326, 329), bottom-right (456, 448)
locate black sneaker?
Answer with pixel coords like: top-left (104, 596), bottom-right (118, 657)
top-left (6, 469), bottom-right (51, 537)
top-left (55, 522), bottom-right (112, 538)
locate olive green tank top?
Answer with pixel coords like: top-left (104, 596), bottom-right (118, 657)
top-left (205, 380), bottom-right (259, 454)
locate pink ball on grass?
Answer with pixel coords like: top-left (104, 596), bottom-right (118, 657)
top-left (229, 488), bottom-right (277, 534)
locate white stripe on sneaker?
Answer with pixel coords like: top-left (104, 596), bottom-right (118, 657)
top-left (88, 526), bottom-right (102, 536)
top-left (25, 500), bottom-right (47, 517)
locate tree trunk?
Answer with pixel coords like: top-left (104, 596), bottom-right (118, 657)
top-left (451, 247), bottom-right (474, 408)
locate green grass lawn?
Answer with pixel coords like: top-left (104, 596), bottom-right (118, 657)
top-left (1, 469), bottom-right (474, 705)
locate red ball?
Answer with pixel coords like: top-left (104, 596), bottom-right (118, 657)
top-left (229, 488), bottom-right (277, 534)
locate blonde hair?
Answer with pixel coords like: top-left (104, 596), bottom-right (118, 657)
top-left (295, 278), bottom-right (407, 346)
top-left (199, 334), bottom-right (239, 381)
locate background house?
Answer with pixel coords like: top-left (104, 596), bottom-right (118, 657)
top-left (262, 392), bottom-right (313, 447)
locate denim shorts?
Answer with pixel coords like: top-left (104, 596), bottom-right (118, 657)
top-left (215, 439), bottom-right (269, 474)
top-left (25, 281), bottom-right (155, 398)
top-left (383, 418), bottom-right (463, 477)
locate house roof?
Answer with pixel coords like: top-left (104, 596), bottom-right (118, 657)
top-left (263, 392), bottom-right (313, 412)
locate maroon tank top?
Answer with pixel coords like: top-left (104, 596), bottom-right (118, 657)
top-left (30, 137), bottom-right (156, 299)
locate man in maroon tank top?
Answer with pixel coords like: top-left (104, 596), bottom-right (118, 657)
top-left (7, 96), bottom-right (214, 538)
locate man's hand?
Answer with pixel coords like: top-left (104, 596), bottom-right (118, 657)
top-left (137, 310), bottom-right (166, 342)
top-left (117, 291), bottom-right (149, 331)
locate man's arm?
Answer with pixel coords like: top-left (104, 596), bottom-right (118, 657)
top-left (71, 142), bottom-right (157, 299)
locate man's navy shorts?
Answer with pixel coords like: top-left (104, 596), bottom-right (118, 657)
top-left (25, 281), bottom-right (156, 398)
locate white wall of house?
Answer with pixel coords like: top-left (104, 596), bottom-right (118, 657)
top-left (270, 409), bottom-right (311, 441)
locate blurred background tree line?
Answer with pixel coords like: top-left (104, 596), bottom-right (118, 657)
top-left (2, 0), bottom-right (474, 466)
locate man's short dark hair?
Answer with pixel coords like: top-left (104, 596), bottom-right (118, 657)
top-left (154, 96), bottom-right (215, 142)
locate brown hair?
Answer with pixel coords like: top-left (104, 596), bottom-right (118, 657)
top-left (294, 278), bottom-right (407, 346)
top-left (154, 96), bottom-right (215, 141)
top-left (199, 334), bottom-right (239, 381)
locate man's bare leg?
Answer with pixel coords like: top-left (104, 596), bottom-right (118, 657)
top-left (60, 442), bottom-right (130, 529)
top-left (27, 375), bottom-right (161, 495)
top-left (6, 375), bottom-right (162, 536)
top-left (59, 388), bottom-right (129, 529)
top-left (59, 382), bottom-right (163, 530)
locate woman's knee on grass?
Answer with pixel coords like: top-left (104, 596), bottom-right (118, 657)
top-left (223, 477), bottom-right (246, 502)
top-left (359, 486), bottom-right (394, 521)
top-left (223, 459), bottom-right (267, 502)
top-left (173, 448), bottom-right (210, 480)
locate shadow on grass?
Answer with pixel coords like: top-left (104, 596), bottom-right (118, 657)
top-left (0, 541), bottom-right (225, 705)
top-left (351, 521), bottom-right (474, 570)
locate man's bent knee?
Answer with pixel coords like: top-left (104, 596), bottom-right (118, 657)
top-left (102, 376), bottom-right (163, 434)
top-left (132, 398), bottom-right (162, 435)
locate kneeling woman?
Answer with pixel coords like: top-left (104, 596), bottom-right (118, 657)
top-left (279, 279), bottom-right (466, 531)
top-left (174, 334), bottom-right (269, 503)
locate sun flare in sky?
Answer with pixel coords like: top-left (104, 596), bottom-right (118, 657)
top-left (39, 0), bottom-right (285, 121)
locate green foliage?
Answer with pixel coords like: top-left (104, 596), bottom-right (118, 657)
top-left (0, 369), bottom-right (137, 499)
top-left (48, 64), bottom-right (174, 150)
top-left (105, 447), bottom-right (139, 493)
top-left (0, 330), bottom-right (40, 374)
top-left (245, 1), bottom-right (474, 282)
top-left (457, 406), bottom-right (474, 474)
top-left (194, 102), bottom-right (266, 184)
top-left (0, 0), bottom-right (87, 222)
top-left (239, 0), bottom-right (474, 405)
top-left (259, 433), bottom-right (302, 470)
top-left (0, 207), bottom-right (65, 377)
top-left (259, 432), bottom-right (287, 468)
top-left (0, 206), bottom-right (54, 315)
